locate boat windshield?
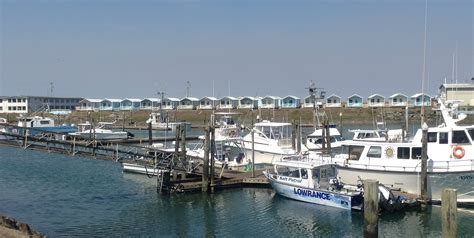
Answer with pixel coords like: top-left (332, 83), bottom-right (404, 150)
top-left (256, 125), bottom-right (292, 140)
top-left (468, 129), bottom-right (474, 141)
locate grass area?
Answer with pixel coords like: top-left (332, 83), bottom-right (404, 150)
top-left (2, 106), bottom-right (456, 128)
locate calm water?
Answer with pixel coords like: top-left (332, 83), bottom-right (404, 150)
top-left (1, 146), bottom-right (474, 237)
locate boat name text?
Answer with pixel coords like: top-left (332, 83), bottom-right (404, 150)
top-left (460, 175), bottom-right (472, 180)
top-left (278, 176), bottom-right (302, 183)
top-left (293, 188), bottom-right (330, 200)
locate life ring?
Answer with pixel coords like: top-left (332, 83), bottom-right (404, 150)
top-left (452, 145), bottom-right (465, 159)
top-left (228, 130), bottom-right (236, 137)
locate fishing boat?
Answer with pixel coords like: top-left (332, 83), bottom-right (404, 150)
top-left (69, 121), bottom-right (132, 140)
top-left (147, 112), bottom-right (192, 132)
top-left (305, 125), bottom-right (344, 151)
top-left (263, 155), bottom-right (363, 210)
top-left (323, 98), bottom-right (474, 204)
top-left (187, 112), bottom-right (249, 171)
top-left (0, 118), bottom-right (14, 140)
top-left (235, 120), bottom-right (307, 168)
top-left (17, 116), bottom-right (77, 136)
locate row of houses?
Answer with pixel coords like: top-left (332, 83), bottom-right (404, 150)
top-left (76, 93), bottom-right (432, 112)
top-left (1, 83), bottom-right (470, 114)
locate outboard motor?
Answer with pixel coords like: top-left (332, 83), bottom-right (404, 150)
top-left (378, 185), bottom-right (407, 212)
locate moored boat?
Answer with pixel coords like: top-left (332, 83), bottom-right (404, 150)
top-left (320, 98), bottom-right (474, 204)
top-left (264, 155), bottom-right (364, 210)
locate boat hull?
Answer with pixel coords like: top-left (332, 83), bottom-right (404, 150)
top-left (265, 172), bottom-right (356, 210)
top-left (336, 166), bottom-right (474, 203)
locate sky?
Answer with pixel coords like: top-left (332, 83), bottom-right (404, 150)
top-left (0, 0), bottom-right (472, 100)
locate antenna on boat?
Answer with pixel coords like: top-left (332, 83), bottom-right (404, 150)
top-left (420, 0), bottom-right (428, 126)
top-left (306, 80), bottom-right (325, 129)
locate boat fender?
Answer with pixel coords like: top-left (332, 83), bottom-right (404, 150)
top-left (452, 145), bottom-right (465, 159)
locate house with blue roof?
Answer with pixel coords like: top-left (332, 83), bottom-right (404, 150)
top-left (347, 94), bottom-right (363, 108)
top-left (260, 96), bottom-right (281, 109)
top-left (388, 93), bottom-right (408, 107)
top-left (198, 97), bottom-right (219, 110)
top-left (121, 98), bottom-right (141, 111)
top-left (162, 97), bottom-right (180, 110)
top-left (100, 99), bottom-right (121, 111)
top-left (218, 96), bottom-right (239, 110)
top-left (368, 94), bottom-right (385, 107)
top-left (238, 96), bottom-right (259, 109)
top-left (178, 97), bottom-right (200, 110)
top-left (326, 95), bottom-right (342, 108)
top-left (280, 95), bottom-right (301, 109)
top-left (411, 93), bottom-right (431, 107)
top-left (140, 98), bottom-right (160, 110)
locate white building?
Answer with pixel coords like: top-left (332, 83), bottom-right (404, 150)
top-left (0, 96), bottom-right (82, 114)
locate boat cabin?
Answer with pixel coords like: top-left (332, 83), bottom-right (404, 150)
top-left (18, 116), bottom-right (55, 128)
top-left (272, 160), bottom-right (341, 191)
top-left (253, 121), bottom-right (293, 147)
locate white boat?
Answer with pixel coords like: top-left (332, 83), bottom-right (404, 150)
top-left (236, 120), bottom-right (307, 167)
top-left (187, 112), bottom-right (249, 171)
top-left (306, 125), bottom-right (344, 151)
top-left (321, 98), bottom-right (474, 204)
top-left (0, 118), bottom-right (14, 140)
top-left (263, 155), bottom-right (364, 210)
top-left (348, 122), bottom-right (404, 142)
top-left (147, 112), bottom-right (191, 132)
top-left (264, 154), bottom-right (412, 210)
top-left (69, 122), bottom-right (131, 140)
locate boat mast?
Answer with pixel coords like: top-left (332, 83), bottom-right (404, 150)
top-left (420, 0), bottom-right (428, 126)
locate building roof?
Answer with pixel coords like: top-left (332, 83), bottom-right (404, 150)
top-left (220, 96), bottom-right (238, 100)
top-left (411, 93), bottom-right (431, 98)
top-left (200, 96), bottom-right (219, 101)
top-left (123, 98), bottom-right (142, 102)
top-left (348, 94), bottom-right (363, 99)
top-left (80, 98), bottom-right (102, 103)
top-left (240, 96), bottom-right (257, 100)
top-left (142, 98), bottom-right (160, 102)
top-left (164, 97), bottom-right (180, 102)
top-left (327, 94), bottom-right (341, 99)
top-left (181, 97), bottom-right (199, 101)
top-left (389, 93), bottom-right (408, 98)
top-left (103, 98), bottom-right (122, 103)
top-left (440, 83), bottom-right (474, 89)
top-left (262, 95), bottom-right (281, 100)
top-left (368, 94), bottom-right (385, 99)
top-left (281, 95), bottom-right (300, 100)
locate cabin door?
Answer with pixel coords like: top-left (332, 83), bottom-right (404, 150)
top-left (319, 168), bottom-right (329, 189)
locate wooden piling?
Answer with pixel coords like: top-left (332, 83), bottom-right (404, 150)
top-left (291, 120), bottom-right (296, 151)
top-left (364, 179), bottom-right (379, 238)
top-left (202, 126), bottom-right (210, 192)
top-left (421, 123), bottom-right (428, 203)
top-left (148, 122), bottom-right (153, 146)
top-left (210, 125), bottom-right (215, 192)
top-left (442, 188), bottom-right (457, 238)
top-left (325, 120), bottom-right (331, 153)
top-left (296, 120), bottom-right (301, 153)
top-left (180, 123), bottom-right (186, 160)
